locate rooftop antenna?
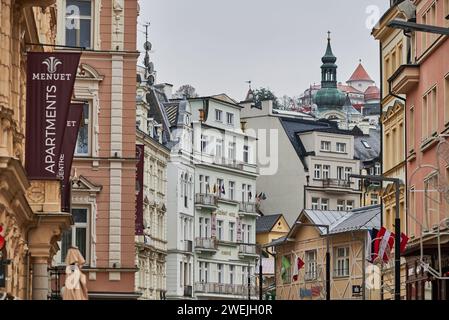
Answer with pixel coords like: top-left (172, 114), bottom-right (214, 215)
top-left (143, 21), bottom-right (155, 85)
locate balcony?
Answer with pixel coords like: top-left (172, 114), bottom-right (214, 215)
top-left (184, 240), bottom-right (193, 253)
top-left (238, 244), bottom-right (258, 257)
top-left (195, 237), bottom-right (218, 252)
top-left (389, 64), bottom-right (420, 95)
top-left (183, 285), bottom-right (193, 297)
top-left (239, 202), bottom-right (257, 214)
top-left (212, 157), bottom-right (244, 170)
top-left (194, 282), bottom-right (258, 297)
top-left (322, 179), bottom-right (351, 189)
top-left (195, 193), bottom-right (218, 209)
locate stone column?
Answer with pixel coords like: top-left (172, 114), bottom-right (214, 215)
top-left (31, 257), bottom-right (49, 300)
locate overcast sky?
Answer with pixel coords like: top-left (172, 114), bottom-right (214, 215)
top-left (137, 0), bottom-right (389, 101)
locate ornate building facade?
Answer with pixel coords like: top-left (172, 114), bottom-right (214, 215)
top-left (1, 0), bottom-right (72, 300)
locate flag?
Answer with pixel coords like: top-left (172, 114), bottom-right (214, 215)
top-left (0, 226), bottom-right (4, 250)
top-left (262, 193), bottom-right (267, 200)
top-left (374, 227), bottom-right (395, 263)
top-left (221, 184), bottom-right (225, 195)
top-left (366, 228), bottom-right (379, 263)
top-left (292, 253), bottom-right (305, 281)
top-left (248, 191), bottom-right (252, 200)
top-left (400, 232), bottom-right (409, 254)
top-left (213, 184), bottom-right (217, 194)
top-left (281, 256), bottom-right (291, 283)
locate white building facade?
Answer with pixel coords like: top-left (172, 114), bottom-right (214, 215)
top-left (190, 95), bottom-right (260, 299)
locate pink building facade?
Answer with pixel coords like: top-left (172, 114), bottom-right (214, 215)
top-left (52, 0), bottom-right (140, 299)
top-left (390, 0), bottom-right (449, 300)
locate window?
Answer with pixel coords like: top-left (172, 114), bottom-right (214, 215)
top-left (65, 0), bottom-right (93, 48)
top-left (201, 135), bottom-right (208, 152)
top-left (422, 87), bottom-right (438, 141)
top-left (446, 75), bottom-right (449, 124)
top-left (226, 112), bottom-right (234, 125)
top-left (335, 247), bottom-right (350, 277)
top-left (199, 262), bottom-right (209, 283)
top-left (371, 194), bottom-right (379, 205)
top-left (247, 225), bottom-right (252, 243)
top-left (229, 181), bottom-right (235, 200)
top-left (337, 166), bottom-right (344, 180)
top-left (314, 164), bottom-right (322, 179)
top-left (247, 185), bottom-right (252, 202)
top-left (336, 143), bottom-right (346, 153)
top-left (323, 165), bottom-right (330, 180)
top-left (217, 264), bottom-right (223, 283)
top-left (217, 178), bottom-right (224, 196)
top-left (215, 109), bottom-right (223, 122)
top-left (361, 140), bottom-right (371, 149)
top-left (241, 184), bottom-right (247, 202)
top-left (312, 198), bottom-right (319, 210)
top-left (75, 103), bottom-right (90, 156)
top-left (228, 142), bottom-right (236, 160)
top-left (199, 175), bottom-right (204, 194)
top-left (217, 220), bottom-right (223, 240)
top-left (321, 141), bottom-right (331, 151)
top-left (242, 266), bottom-right (248, 285)
top-left (305, 250), bottom-right (317, 280)
top-left (204, 218), bottom-right (210, 238)
top-left (337, 200), bottom-right (345, 211)
top-left (241, 224), bottom-right (247, 243)
top-left (344, 167), bottom-right (352, 181)
top-left (243, 145), bottom-right (249, 163)
top-left (229, 222), bottom-right (235, 242)
top-left (61, 208), bottom-right (89, 263)
top-left (321, 199), bottom-right (329, 210)
top-left (198, 218), bottom-right (204, 238)
top-left (375, 163), bottom-right (381, 176)
top-left (229, 265), bottom-right (235, 285)
top-left (205, 176), bottom-right (210, 194)
top-left (216, 139), bottom-right (224, 159)
top-left (346, 200), bottom-right (354, 211)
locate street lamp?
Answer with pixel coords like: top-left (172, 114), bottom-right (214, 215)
top-left (292, 222), bottom-right (330, 301)
top-left (240, 242), bottom-right (263, 301)
top-left (349, 174), bottom-right (402, 301)
top-left (388, 20), bottom-right (449, 36)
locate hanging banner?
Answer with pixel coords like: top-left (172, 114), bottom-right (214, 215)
top-left (236, 217), bottom-right (242, 242)
top-left (58, 103), bottom-right (84, 213)
top-left (135, 145), bottom-right (145, 235)
top-left (211, 213), bottom-right (217, 237)
top-left (25, 52), bottom-right (81, 179)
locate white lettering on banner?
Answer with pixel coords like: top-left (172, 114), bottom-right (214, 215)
top-left (44, 85), bottom-right (57, 174)
top-left (32, 73), bottom-right (72, 81)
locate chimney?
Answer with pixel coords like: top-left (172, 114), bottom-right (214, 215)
top-left (261, 100), bottom-right (273, 115)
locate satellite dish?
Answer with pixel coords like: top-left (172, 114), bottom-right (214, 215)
top-left (143, 41), bottom-right (152, 51)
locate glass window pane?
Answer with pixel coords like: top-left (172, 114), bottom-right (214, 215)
top-left (67, 0), bottom-right (92, 16)
top-left (61, 229), bottom-right (72, 263)
top-left (76, 104), bottom-right (89, 155)
top-left (72, 208), bottom-right (88, 223)
top-left (80, 19), bottom-right (91, 48)
top-left (65, 27), bottom-right (77, 47)
top-left (75, 227), bottom-right (87, 259)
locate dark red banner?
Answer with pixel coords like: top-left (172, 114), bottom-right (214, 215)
top-left (59, 103), bottom-right (84, 213)
top-left (135, 144), bottom-right (145, 235)
top-left (25, 52), bottom-right (81, 179)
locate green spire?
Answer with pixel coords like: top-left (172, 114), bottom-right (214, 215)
top-left (322, 31), bottom-right (337, 64)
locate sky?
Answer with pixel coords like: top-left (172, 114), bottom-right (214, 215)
top-left (137, 0), bottom-right (389, 101)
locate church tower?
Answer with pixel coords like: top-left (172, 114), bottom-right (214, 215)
top-left (314, 32), bottom-right (346, 113)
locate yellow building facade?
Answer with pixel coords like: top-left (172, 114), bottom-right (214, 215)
top-left (0, 0), bottom-right (71, 300)
top-left (372, 4), bottom-right (409, 300)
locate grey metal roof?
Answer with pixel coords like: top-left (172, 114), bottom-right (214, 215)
top-left (354, 128), bottom-right (381, 162)
top-left (331, 205), bottom-right (381, 234)
top-left (299, 205), bottom-right (381, 235)
top-left (163, 103), bottom-right (179, 127)
top-left (256, 214), bottom-right (283, 233)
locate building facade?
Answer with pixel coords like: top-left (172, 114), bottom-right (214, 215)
top-left (190, 95), bottom-right (259, 299)
top-left (134, 69), bottom-right (170, 300)
top-left (372, 0), bottom-right (412, 300)
top-left (386, 0), bottom-right (449, 300)
top-left (52, 0), bottom-right (140, 299)
top-left (0, 0), bottom-right (75, 300)
top-left (274, 206), bottom-right (381, 300)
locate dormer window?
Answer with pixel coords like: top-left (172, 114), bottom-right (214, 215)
top-left (361, 140), bottom-right (371, 149)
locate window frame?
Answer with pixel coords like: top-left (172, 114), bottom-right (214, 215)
top-left (334, 247), bottom-right (350, 278)
top-left (226, 112), bottom-right (234, 125)
top-left (60, 206), bottom-right (90, 265)
top-left (336, 142), bottom-right (347, 153)
top-left (320, 141), bottom-right (331, 151)
top-left (64, 0), bottom-right (94, 49)
top-left (305, 250), bottom-right (317, 281)
top-left (215, 109), bottom-right (223, 122)
top-left (74, 102), bottom-right (92, 157)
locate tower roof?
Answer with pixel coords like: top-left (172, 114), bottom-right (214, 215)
top-left (348, 62), bottom-right (373, 82)
top-left (322, 31), bottom-right (337, 64)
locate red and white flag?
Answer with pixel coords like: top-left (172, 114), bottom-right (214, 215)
top-left (292, 253), bottom-right (305, 281)
top-left (400, 232), bottom-right (409, 254)
top-left (373, 227), bottom-right (395, 263)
